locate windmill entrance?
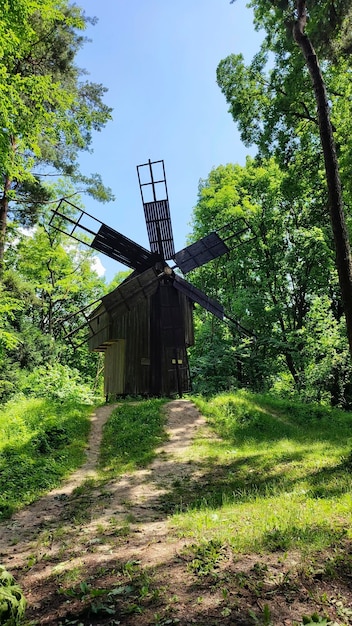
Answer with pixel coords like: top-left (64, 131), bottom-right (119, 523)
top-left (50, 159), bottom-right (251, 398)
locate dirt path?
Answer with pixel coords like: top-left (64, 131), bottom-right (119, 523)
top-left (0, 403), bottom-right (117, 555)
top-left (1, 400), bottom-right (351, 626)
top-left (0, 401), bottom-right (205, 565)
top-left (0, 400), bottom-right (209, 622)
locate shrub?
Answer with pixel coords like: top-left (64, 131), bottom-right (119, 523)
top-left (18, 363), bottom-right (94, 403)
top-left (0, 565), bottom-right (26, 626)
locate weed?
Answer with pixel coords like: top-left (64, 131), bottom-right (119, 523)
top-left (183, 539), bottom-right (228, 577)
top-left (0, 565), bottom-right (26, 625)
top-left (153, 615), bottom-right (180, 626)
top-left (249, 603), bottom-right (273, 625)
top-left (121, 559), bottom-right (141, 580)
top-left (297, 614), bottom-right (335, 625)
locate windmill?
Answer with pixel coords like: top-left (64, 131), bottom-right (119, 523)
top-left (50, 159), bottom-right (253, 398)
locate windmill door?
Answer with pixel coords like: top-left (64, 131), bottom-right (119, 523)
top-left (150, 282), bottom-right (191, 396)
top-left (165, 346), bottom-right (191, 396)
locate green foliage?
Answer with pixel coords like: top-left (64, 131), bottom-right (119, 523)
top-left (189, 159), bottom-right (350, 403)
top-left (189, 315), bottom-right (240, 395)
top-left (206, 0), bottom-right (352, 401)
top-left (1, 219), bottom-right (106, 404)
top-left (0, 565), bottom-right (26, 626)
top-left (0, 396), bottom-right (92, 519)
top-left (300, 615), bottom-right (332, 625)
top-left (99, 399), bottom-right (168, 476)
top-left (0, 0), bottom-right (113, 199)
top-left (184, 539), bottom-right (228, 577)
top-left (18, 363), bottom-right (95, 403)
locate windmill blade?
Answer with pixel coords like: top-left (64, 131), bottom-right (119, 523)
top-left (173, 276), bottom-right (256, 339)
top-left (102, 267), bottom-right (160, 319)
top-left (174, 232), bottom-right (229, 274)
top-left (223, 313), bottom-right (257, 340)
top-left (92, 223), bottom-right (158, 271)
top-left (137, 159), bottom-right (175, 260)
top-left (50, 199), bottom-right (157, 272)
top-left (57, 297), bottom-right (108, 349)
top-left (173, 275), bottom-right (224, 320)
top-left (174, 218), bottom-right (255, 275)
top-left (218, 218), bottom-right (257, 249)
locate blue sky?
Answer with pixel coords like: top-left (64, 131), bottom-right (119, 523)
top-left (76, 1), bottom-right (262, 281)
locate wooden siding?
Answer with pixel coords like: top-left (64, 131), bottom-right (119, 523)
top-left (123, 302), bottom-right (150, 395)
top-left (88, 304), bottom-right (111, 352)
top-left (104, 340), bottom-right (125, 395)
top-left (180, 293), bottom-right (194, 347)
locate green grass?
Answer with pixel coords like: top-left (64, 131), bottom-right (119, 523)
top-left (99, 398), bottom-right (169, 477)
top-left (0, 396), bottom-right (93, 520)
top-left (169, 391), bottom-right (352, 554)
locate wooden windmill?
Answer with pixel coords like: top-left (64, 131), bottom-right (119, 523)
top-left (50, 159), bottom-right (252, 397)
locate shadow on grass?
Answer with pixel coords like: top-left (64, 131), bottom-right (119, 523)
top-left (0, 404), bottom-right (91, 520)
top-left (259, 523), bottom-right (348, 552)
top-left (98, 399), bottom-right (169, 476)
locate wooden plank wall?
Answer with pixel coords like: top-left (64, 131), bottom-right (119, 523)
top-left (110, 300), bottom-right (150, 396)
top-left (104, 340), bottom-right (125, 395)
top-left (88, 288), bottom-right (193, 397)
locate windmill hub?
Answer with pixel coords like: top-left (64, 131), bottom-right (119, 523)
top-left (163, 265), bottom-right (173, 276)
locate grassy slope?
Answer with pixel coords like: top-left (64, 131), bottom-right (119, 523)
top-left (170, 391), bottom-right (352, 555)
top-left (2, 393), bottom-right (352, 625)
top-left (0, 397), bottom-right (93, 520)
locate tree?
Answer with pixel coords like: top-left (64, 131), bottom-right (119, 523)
top-left (0, 206), bottom-right (106, 399)
top-left (218, 0), bottom-right (352, 356)
top-left (189, 159), bottom-right (350, 402)
top-left (0, 0), bottom-right (113, 270)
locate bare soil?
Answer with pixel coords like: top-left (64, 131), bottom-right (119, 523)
top-left (0, 400), bottom-right (351, 626)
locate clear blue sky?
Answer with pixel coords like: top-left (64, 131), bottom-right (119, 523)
top-left (75, 1), bottom-right (262, 281)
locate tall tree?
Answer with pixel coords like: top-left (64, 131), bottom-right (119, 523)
top-left (1, 213), bottom-right (105, 398)
top-left (0, 0), bottom-right (113, 270)
top-left (218, 0), bottom-right (352, 355)
top-left (189, 159), bottom-right (350, 401)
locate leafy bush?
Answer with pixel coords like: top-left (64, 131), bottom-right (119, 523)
top-left (18, 363), bottom-right (94, 403)
top-left (0, 565), bottom-right (26, 626)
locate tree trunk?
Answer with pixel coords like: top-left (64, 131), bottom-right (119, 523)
top-left (293, 0), bottom-right (352, 357)
top-left (0, 175), bottom-right (11, 274)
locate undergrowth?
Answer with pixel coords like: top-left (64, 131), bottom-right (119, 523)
top-left (0, 396), bottom-right (93, 520)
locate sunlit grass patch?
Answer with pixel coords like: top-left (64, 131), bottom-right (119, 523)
top-left (173, 491), bottom-right (352, 553)
top-left (99, 398), bottom-right (169, 477)
top-left (0, 397), bottom-right (92, 520)
top-left (169, 391), bottom-right (352, 555)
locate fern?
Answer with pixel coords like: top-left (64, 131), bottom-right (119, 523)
top-left (0, 565), bottom-right (26, 626)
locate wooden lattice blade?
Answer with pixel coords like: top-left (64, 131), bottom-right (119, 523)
top-left (174, 232), bottom-right (229, 274)
top-left (173, 275), bottom-right (224, 320)
top-left (50, 200), bottom-right (158, 272)
top-left (92, 224), bottom-right (158, 271)
top-left (143, 200), bottom-right (175, 260)
top-left (137, 159), bottom-right (175, 260)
